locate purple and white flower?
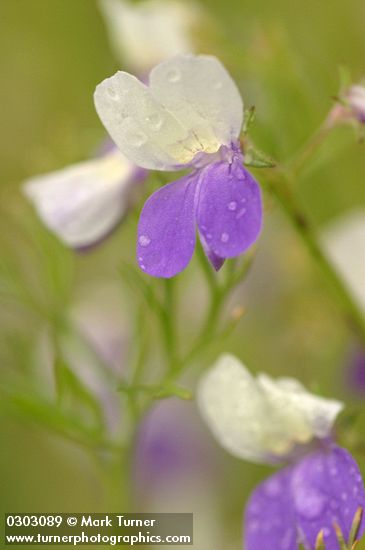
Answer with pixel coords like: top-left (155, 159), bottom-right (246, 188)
top-left (23, 1), bottom-right (199, 251)
top-left (345, 84), bottom-right (365, 124)
top-left (197, 354), bottom-right (365, 549)
top-left (23, 147), bottom-right (143, 248)
top-left (94, 54), bottom-right (263, 278)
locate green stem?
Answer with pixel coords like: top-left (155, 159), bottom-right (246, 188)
top-left (265, 169), bottom-right (365, 343)
top-left (161, 278), bottom-right (178, 368)
top-left (287, 118), bottom-right (334, 176)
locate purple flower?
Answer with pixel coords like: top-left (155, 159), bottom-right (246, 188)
top-left (345, 84), bottom-right (365, 124)
top-left (345, 347), bottom-right (365, 395)
top-left (245, 444), bottom-right (365, 549)
top-left (94, 54), bottom-right (262, 277)
top-left (197, 354), bottom-right (365, 549)
top-left (133, 398), bottom-right (218, 496)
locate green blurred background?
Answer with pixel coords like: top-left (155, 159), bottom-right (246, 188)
top-left (1, 0), bottom-right (365, 548)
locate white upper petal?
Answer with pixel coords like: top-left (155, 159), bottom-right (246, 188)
top-left (197, 354), bottom-right (344, 464)
top-left (321, 210), bottom-right (365, 313)
top-left (23, 149), bottom-right (137, 248)
top-left (98, 0), bottom-right (198, 73)
top-left (94, 54), bottom-right (243, 170)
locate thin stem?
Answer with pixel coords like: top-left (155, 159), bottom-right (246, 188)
top-left (160, 278), bottom-right (178, 369)
top-left (264, 168), bottom-right (365, 343)
top-left (286, 117), bottom-right (334, 176)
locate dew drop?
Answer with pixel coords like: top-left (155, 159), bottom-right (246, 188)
top-left (236, 208), bottom-right (246, 219)
top-left (294, 487), bottom-right (325, 519)
top-left (129, 132), bottom-right (147, 147)
top-left (213, 81), bottom-right (223, 90)
top-left (166, 69), bottom-right (181, 83)
top-left (147, 113), bottom-right (163, 130)
top-left (139, 235), bottom-right (151, 247)
top-left (228, 201), bottom-right (237, 211)
top-left (323, 527), bottom-right (330, 537)
top-left (221, 232), bottom-right (229, 243)
top-left (206, 233), bottom-right (212, 240)
top-left (107, 87), bottom-right (119, 100)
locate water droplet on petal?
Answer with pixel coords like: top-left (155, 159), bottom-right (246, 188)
top-left (221, 232), bottom-right (229, 243)
top-left (147, 113), bottom-right (163, 130)
top-left (294, 487), bottom-right (326, 519)
top-left (228, 201), bottom-right (237, 211)
top-left (206, 233), bottom-right (212, 240)
top-left (129, 132), bottom-right (147, 147)
top-left (107, 87), bottom-right (119, 100)
top-left (236, 208), bottom-right (246, 219)
top-left (166, 69), bottom-right (181, 83)
top-left (213, 81), bottom-right (223, 90)
top-left (139, 235), bottom-right (151, 247)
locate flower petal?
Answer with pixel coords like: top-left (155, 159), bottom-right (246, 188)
top-left (197, 355), bottom-right (345, 464)
top-left (197, 354), bottom-right (274, 463)
top-left (23, 150), bottom-right (137, 248)
top-left (94, 55), bottom-right (243, 170)
top-left (199, 235), bottom-right (225, 271)
top-left (94, 70), bottom-right (190, 170)
top-left (291, 445), bottom-right (365, 549)
top-left (137, 174), bottom-right (197, 278)
top-left (257, 373), bottom-right (344, 445)
top-left (98, 0), bottom-right (198, 73)
top-left (149, 54), bottom-right (243, 152)
top-left (196, 159), bottom-right (262, 259)
top-left (244, 468), bottom-right (297, 550)
top-left (321, 210), bottom-right (365, 313)
top-left (244, 446), bottom-right (365, 550)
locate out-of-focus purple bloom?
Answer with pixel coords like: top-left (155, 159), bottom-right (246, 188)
top-left (345, 347), bottom-right (365, 395)
top-left (345, 84), bottom-right (365, 123)
top-left (245, 444), bottom-right (365, 549)
top-left (23, 146), bottom-right (146, 249)
top-left (197, 354), bottom-right (365, 549)
top-left (329, 82), bottom-right (365, 126)
top-left (134, 398), bottom-right (218, 495)
top-left (94, 54), bottom-right (262, 278)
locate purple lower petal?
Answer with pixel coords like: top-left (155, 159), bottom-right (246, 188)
top-left (199, 235), bottom-right (225, 271)
top-left (291, 445), bottom-right (365, 549)
top-left (244, 445), bottom-right (365, 550)
top-left (244, 467), bottom-right (297, 550)
top-left (196, 158), bottom-right (262, 259)
top-left (137, 174), bottom-right (198, 278)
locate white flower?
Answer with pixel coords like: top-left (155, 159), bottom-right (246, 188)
top-left (197, 354), bottom-right (344, 464)
top-left (98, 0), bottom-right (199, 74)
top-left (23, 148), bottom-right (138, 248)
top-left (94, 54), bottom-right (243, 170)
top-left (321, 210), bottom-right (365, 312)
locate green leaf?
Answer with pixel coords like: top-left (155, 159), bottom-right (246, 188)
top-left (242, 106), bottom-right (256, 134)
top-left (348, 507), bottom-right (364, 548)
top-left (315, 530), bottom-right (326, 550)
top-left (243, 146), bottom-right (276, 168)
